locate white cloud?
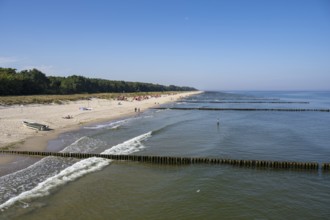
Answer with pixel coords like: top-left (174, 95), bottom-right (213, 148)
top-left (0, 56), bottom-right (18, 65)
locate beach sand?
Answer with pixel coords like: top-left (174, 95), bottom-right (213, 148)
top-left (0, 91), bottom-right (201, 159)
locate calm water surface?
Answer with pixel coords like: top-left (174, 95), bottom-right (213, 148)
top-left (1, 91), bottom-right (330, 219)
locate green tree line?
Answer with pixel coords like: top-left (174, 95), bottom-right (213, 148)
top-left (0, 68), bottom-right (197, 96)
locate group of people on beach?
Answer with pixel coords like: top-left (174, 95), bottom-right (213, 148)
top-left (117, 94), bottom-right (165, 102)
top-left (63, 115), bottom-right (73, 119)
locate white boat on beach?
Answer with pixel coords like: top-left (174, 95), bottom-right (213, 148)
top-left (22, 121), bottom-right (49, 131)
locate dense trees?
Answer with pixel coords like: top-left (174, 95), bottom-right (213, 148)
top-left (0, 67), bottom-right (196, 96)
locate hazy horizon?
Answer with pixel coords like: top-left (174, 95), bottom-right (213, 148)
top-left (0, 0), bottom-right (329, 91)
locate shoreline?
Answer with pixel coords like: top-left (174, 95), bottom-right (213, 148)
top-left (0, 91), bottom-right (202, 167)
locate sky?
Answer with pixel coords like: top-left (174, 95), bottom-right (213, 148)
top-left (0, 0), bottom-right (329, 91)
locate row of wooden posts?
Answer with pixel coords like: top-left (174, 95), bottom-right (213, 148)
top-left (1, 150), bottom-right (330, 171)
top-left (153, 107), bottom-right (330, 112)
top-left (178, 101), bottom-right (310, 104)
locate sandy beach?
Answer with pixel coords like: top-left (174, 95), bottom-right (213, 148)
top-left (0, 91), bottom-right (201, 156)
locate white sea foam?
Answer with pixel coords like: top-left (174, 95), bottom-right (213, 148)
top-left (0, 157), bottom-right (109, 211)
top-left (142, 115), bottom-right (154, 119)
top-left (61, 136), bottom-right (106, 153)
top-left (0, 157), bottom-right (71, 201)
top-left (0, 131), bottom-right (152, 211)
top-left (110, 125), bottom-right (120, 129)
top-left (83, 119), bottom-right (129, 130)
top-left (101, 131), bottom-right (152, 155)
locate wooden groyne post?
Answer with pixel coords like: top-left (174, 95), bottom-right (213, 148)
top-left (1, 150), bottom-right (328, 172)
top-left (152, 107), bottom-right (330, 112)
top-left (178, 101), bottom-right (310, 104)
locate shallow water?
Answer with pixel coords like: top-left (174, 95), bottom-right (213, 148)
top-left (1, 91), bottom-right (330, 219)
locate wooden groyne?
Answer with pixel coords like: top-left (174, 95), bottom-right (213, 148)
top-left (178, 101), bottom-right (310, 104)
top-left (322, 163), bottom-right (330, 171)
top-left (153, 107), bottom-right (330, 112)
top-left (1, 150), bottom-right (329, 171)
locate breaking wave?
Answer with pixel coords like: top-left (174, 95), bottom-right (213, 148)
top-left (0, 131), bottom-right (152, 211)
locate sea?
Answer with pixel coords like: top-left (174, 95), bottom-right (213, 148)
top-left (1, 91), bottom-right (330, 220)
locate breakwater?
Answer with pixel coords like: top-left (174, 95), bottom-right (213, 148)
top-left (1, 150), bottom-right (329, 172)
top-left (178, 101), bottom-right (310, 104)
top-left (153, 107), bottom-right (330, 112)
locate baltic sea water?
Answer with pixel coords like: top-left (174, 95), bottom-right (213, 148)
top-left (1, 91), bottom-right (330, 219)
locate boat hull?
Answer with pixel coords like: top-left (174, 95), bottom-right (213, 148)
top-left (22, 121), bottom-right (49, 131)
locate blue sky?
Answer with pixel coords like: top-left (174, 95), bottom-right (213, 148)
top-left (0, 0), bottom-right (329, 90)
